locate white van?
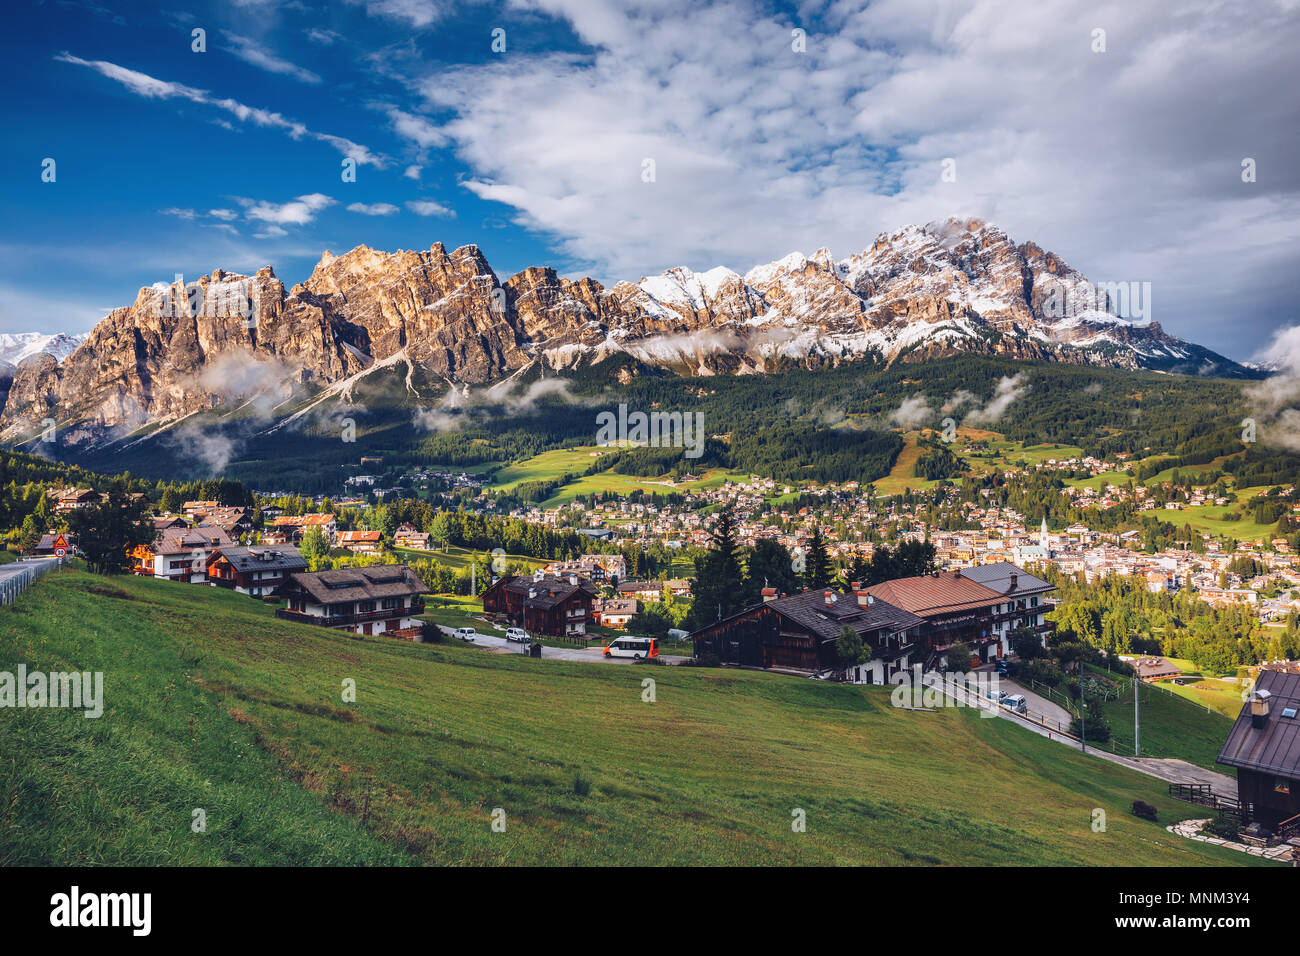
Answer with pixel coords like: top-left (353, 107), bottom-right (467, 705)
top-left (505, 627), bottom-right (529, 643)
top-left (603, 636), bottom-right (659, 660)
top-left (1002, 694), bottom-right (1027, 714)
top-left (453, 627), bottom-right (476, 641)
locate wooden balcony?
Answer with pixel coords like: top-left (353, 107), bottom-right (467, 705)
top-left (277, 598), bottom-right (425, 628)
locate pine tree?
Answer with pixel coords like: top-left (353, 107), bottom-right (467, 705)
top-left (688, 507), bottom-right (746, 629)
top-left (804, 526), bottom-right (832, 590)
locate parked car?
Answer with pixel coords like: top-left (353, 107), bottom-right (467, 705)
top-left (1002, 694), bottom-right (1028, 714)
top-left (505, 627), bottom-right (530, 643)
top-left (453, 627), bottom-right (476, 641)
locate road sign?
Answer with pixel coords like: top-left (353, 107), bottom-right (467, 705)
top-left (55, 548), bottom-right (66, 558)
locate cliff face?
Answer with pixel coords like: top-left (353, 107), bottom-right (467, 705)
top-left (0, 218), bottom-right (1248, 442)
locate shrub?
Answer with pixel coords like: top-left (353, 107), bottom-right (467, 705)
top-left (1203, 816), bottom-right (1240, 841)
top-left (1069, 715), bottom-right (1111, 742)
top-left (572, 771), bottom-right (592, 797)
top-left (1131, 800), bottom-right (1158, 822)
top-left (687, 651), bottom-right (721, 668)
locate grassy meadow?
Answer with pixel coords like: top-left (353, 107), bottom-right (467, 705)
top-left (0, 570), bottom-right (1270, 866)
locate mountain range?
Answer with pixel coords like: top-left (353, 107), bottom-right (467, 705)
top-left (0, 217), bottom-right (1257, 449)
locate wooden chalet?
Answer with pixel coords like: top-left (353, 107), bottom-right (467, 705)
top-left (482, 572), bottom-right (596, 637)
top-left (594, 597), bottom-right (638, 628)
top-left (205, 545), bottom-right (307, 598)
top-left (131, 525), bottom-right (234, 583)
top-left (33, 533), bottom-right (74, 557)
top-left (267, 513), bottom-right (337, 545)
top-left (1218, 670), bottom-right (1300, 834)
top-left (52, 488), bottom-right (100, 514)
top-left (865, 568), bottom-right (1052, 666)
top-left (692, 587), bottom-right (924, 681)
top-left (338, 530), bottom-right (383, 553)
top-left (393, 524), bottom-right (431, 550)
top-left (278, 565), bottom-right (427, 637)
top-left (1132, 656), bottom-right (1181, 682)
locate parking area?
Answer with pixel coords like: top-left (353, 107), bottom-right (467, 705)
top-left (436, 625), bottom-right (689, 664)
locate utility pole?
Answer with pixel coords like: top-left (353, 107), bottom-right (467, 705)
top-left (1081, 694), bottom-right (1086, 754)
top-left (1134, 674), bottom-right (1141, 758)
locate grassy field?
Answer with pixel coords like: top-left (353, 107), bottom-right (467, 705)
top-left (1086, 667), bottom-right (1237, 771)
top-left (871, 434), bottom-right (940, 495)
top-left (392, 544), bottom-right (548, 574)
top-left (0, 570), bottom-right (1270, 866)
top-left (1162, 679), bottom-right (1250, 720)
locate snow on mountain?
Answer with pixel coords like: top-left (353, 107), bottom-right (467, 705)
top-left (0, 332), bottom-right (87, 368)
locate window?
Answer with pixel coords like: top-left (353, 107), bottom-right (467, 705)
top-left (1282, 706), bottom-right (1298, 719)
top-left (381, 597), bottom-right (399, 610)
top-left (1275, 778), bottom-right (1291, 795)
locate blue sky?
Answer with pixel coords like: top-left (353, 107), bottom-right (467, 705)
top-left (2, 0), bottom-right (1298, 362)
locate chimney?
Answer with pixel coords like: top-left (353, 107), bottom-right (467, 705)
top-left (1251, 689), bottom-right (1272, 730)
top-left (824, 589), bottom-right (834, 606)
top-left (569, 574), bottom-right (578, 586)
top-left (1008, 571), bottom-right (1018, 591)
top-left (850, 580), bottom-right (861, 591)
top-left (856, 591), bottom-right (875, 608)
top-left (761, 587), bottom-right (777, 602)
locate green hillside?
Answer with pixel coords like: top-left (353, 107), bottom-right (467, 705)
top-left (0, 570), bottom-right (1269, 866)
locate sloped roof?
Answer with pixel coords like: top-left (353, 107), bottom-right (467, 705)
top-left (495, 574), bottom-right (597, 609)
top-left (864, 571), bottom-right (1004, 617)
top-left (1218, 669), bottom-right (1300, 777)
top-left (766, 589), bottom-right (924, 642)
top-left (288, 565), bottom-right (427, 605)
top-left (212, 546), bottom-right (307, 574)
top-left (155, 525), bottom-right (233, 555)
top-left (959, 563), bottom-right (1054, 596)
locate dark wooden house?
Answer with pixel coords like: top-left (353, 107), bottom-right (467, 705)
top-left (205, 545), bottom-right (307, 598)
top-left (481, 572), bottom-right (597, 638)
top-left (278, 565), bottom-right (427, 638)
top-left (1217, 669), bottom-right (1300, 833)
top-left (691, 588), bottom-right (924, 680)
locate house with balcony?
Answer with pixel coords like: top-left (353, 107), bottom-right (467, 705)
top-left (691, 586), bottom-right (924, 682)
top-left (131, 525), bottom-right (234, 583)
top-left (482, 571), bottom-right (596, 637)
top-left (205, 546), bottom-right (307, 598)
top-left (958, 563), bottom-right (1056, 651)
top-left (338, 530), bottom-right (383, 553)
top-left (277, 565), bottom-right (427, 637)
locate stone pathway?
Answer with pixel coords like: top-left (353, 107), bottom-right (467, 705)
top-left (1166, 818), bottom-right (1295, 861)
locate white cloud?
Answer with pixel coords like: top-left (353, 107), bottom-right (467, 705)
top-left (347, 202), bottom-right (401, 216)
top-left (353, 0), bottom-right (448, 28)
top-left (306, 27), bottom-right (341, 45)
top-left (964, 374), bottom-right (1028, 426)
top-left (406, 199), bottom-right (455, 217)
top-left (384, 107), bottom-right (449, 149)
top-left (56, 52), bottom-right (385, 166)
top-left (238, 193), bottom-right (336, 226)
top-left (403, 164), bottom-right (422, 180)
top-left (386, 0), bottom-right (1300, 356)
top-left (223, 33), bottom-right (322, 84)
top-left (888, 394), bottom-right (934, 428)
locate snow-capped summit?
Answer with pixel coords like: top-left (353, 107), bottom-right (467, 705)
top-left (0, 332), bottom-right (87, 369)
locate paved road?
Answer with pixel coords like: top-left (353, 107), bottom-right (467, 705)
top-left (436, 624), bottom-right (689, 665)
top-left (1000, 677), bottom-right (1074, 731)
top-left (929, 673), bottom-right (1235, 793)
top-left (0, 557), bottom-right (58, 596)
